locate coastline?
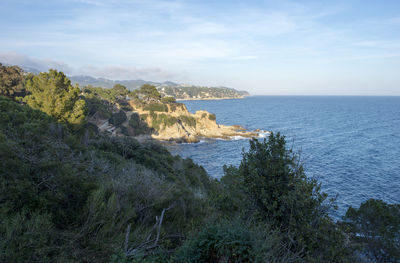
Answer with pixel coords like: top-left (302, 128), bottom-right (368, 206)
top-left (176, 96), bottom-right (248, 101)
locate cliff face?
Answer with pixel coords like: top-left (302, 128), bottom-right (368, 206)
top-left (86, 97), bottom-right (260, 143)
top-left (130, 101), bottom-right (258, 143)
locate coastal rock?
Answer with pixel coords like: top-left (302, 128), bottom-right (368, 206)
top-left (135, 103), bottom-right (258, 142)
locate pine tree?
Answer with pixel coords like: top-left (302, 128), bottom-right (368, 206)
top-left (24, 70), bottom-right (86, 125)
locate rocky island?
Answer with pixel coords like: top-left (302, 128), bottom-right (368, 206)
top-left (83, 84), bottom-right (259, 143)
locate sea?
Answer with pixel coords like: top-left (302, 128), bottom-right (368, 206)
top-left (165, 96), bottom-right (400, 218)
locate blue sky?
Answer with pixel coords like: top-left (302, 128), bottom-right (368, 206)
top-left (1, 0), bottom-right (400, 95)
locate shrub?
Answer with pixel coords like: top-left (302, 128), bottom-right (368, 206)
top-left (208, 113), bottom-right (216, 121)
top-left (161, 96), bottom-right (176, 104)
top-left (343, 199), bottom-right (400, 262)
top-left (175, 221), bottom-right (253, 262)
top-left (0, 63), bottom-right (25, 99)
top-left (179, 115), bottom-right (196, 127)
top-left (109, 110), bottom-right (127, 127)
top-left (143, 103), bottom-right (168, 112)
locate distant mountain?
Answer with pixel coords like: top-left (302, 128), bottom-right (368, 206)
top-left (69, 75), bottom-right (177, 90)
top-left (70, 75), bottom-right (250, 100)
top-left (4, 66), bottom-right (250, 100)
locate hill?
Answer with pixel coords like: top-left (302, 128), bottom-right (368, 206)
top-left (69, 75), bottom-right (250, 100)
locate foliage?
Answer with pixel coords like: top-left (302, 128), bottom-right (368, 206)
top-left (169, 102), bottom-right (185, 112)
top-left (143, 102), bottom-right (168, 112)
top-left (175, 221), bottom-right (253, 262)
top-left (128, 113), bottom-right (151, 135)
top-left (218, 133), bottom-right (351, 262)
top-left (179, 115), bottom-right (196, 127)
top-left (137, 84), bottom-right (161, 102)
top-left (151, 113), bottom-right (178, 131)
top-left (343, 199), bottom-right (400, 262)
top-left (240, 134), bottom-right (325, 230)
top-left (161, 86), bottom-right (247, 100)
top-left (109, 110), bottom-right (127, 127)
top-left (84, 96), bottom-right (113, 119)
top-left (0, 63), bottom-right (25, 99)
top-left (1, 70), bottom-right (398, 262)
top-left (208, 113), bottom-right (216, 121)
top-left (0, 96), bottom-right (218, 262)
top-left (161, 96), bottom-right (176, 104)
top-left (24, 69), bottom-right (86, 125)
top-left (82, 84), bottom-right (130, 103)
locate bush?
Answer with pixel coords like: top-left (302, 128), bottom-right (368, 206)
top-left (175, 221), bottom-right (253, 262)
top-left (343, 199), bottom-right (400, 262)
top-left (109, 110), bottom-right (127, 127)
top-left (208, 113), bottom-right (216, 121)
top-left (179, 115), bottom-right (196, 127)
top-left (161, 96), bottom-right (176, 104)
top-left (151, 114), bottom-right (178, 131)
top-left (0, 63), bottom-right (25, 99)
top-left (230, 133), bottom-right (351, 262)
top-left (143, 103), bottom-right (168, 112)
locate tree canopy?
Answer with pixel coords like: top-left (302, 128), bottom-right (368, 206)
top-left (0, 63), bottom-right (25, 99)
top-left (137, 84), bottom-right (161, 102)
top-left (24, 69), bottom-right (86, 125)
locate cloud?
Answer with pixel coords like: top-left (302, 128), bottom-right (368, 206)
top-left (0, 51), bottom-right (72, 73)
top-left (231, 55), bottom-right (258, 61)
top-left (0, 52), bottom-right (177, 81)
top-left (78, 65), bottom-right (176, 80)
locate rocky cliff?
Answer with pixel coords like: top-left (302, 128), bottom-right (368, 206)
top-left (129, 101), bottom-right (259, 143)
top-left (83, 84), bottom-right (261, 143)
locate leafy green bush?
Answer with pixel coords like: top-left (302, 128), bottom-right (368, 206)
top-left (216, 133), bottom-right (351, 262)
top-left (175, 221), bottom-right (253, 262)
top-left (109, 110), bottom-right (127, 126)
top-left (161, 96), bottom-right (176, 104)
top-left (150, 113), bottom-right (178, 131)
top-left (179, 115), bottom-right (196, 127)
top-left (143, 103), bottom-right (168, 112)
top-left (343, 199), bottom-right (400, 262)
top-left (84, 96), bottom-right (113, 119)
top-left (169, 103), bottom-right (186, 112)
top-left (0, 63), bottom-right (25, 99)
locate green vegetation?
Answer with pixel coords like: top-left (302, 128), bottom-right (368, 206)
top-left (169, 102), bottom-right (185, 112)
top-left (150, 113), bottom-right (178, 130)
top-left (128, 113), bottom-right (150, 135)
top-left (343, 199), bottom-right (400, 262)
top-left (109, 110), bottom-right (127, 127)
top-left (82, 84), bottom-right (131, 103)
top-left (161, 96), bottom-right (176, 103)
top-left (0, 63), bottom-right (25, 99)
top-left (179, 115), bottom-right (196, 127)
top-left (0, 96), bottom-right (215, 262)
top-left (143, 102), bottom-right (168, 112)
top-left (135, 84), bottom-right (161, 102)
top-left (0, 68), bottom-right (398, 262)
top-left (24, 70), bottom-right (86, 125)
top-left (208, 113), bottom-right (216, 121)
top-left (161, 86), bottom-right (249, 100)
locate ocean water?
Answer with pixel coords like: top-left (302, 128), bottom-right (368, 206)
top-left (166, 96), bottom-right (400, 217)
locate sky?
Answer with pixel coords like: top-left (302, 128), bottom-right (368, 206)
top-left (1, 0), bottom-right (400, 95)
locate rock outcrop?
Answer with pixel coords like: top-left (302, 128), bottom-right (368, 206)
top-left (130, 101), bottom-right (259, 143)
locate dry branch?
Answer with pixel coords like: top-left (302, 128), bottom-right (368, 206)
top-left (125, 207), bottom-right (171, 258)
